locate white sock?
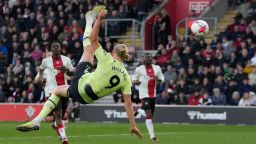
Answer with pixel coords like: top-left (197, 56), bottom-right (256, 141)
top-left (58, 126), bottom-right (67, 139)
top-left (146, 119), bottom-right (155, 139)
top-left (32, 94), bottom-right (60, 124)
top-left (32, 117), bottom-right (44, 124)
top-left (137, 109), bottom-right (146, 117)
top-left (83, 13), bottom-right (94, 39)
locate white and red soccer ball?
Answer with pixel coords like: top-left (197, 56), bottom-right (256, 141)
top-left (191, 20), bottom-right (209, 37)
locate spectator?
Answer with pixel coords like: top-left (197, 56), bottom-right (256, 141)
top-left (181, 46), bottom-right (193, 68)
top-left (202, 77), bottom-right (212, 93)
top-left (236, 64), bottom-right (248, 83)
top-left (238, 77), bottom-right (253, 95)
top-left (192, 77), bottom-right (203, 93)
top-left (12, 59), bottom-right (23, 76)
top-left (165, 79), bottom-right (176, 102)
top-left (31, 44), bottom-right (43, 61)
top-left (229, 91), bottom-right (241, 105)
top-left (238, 91), bottom-right (254, 106)
top-left (107, 10), bottom-right (120, 35)
top-left (174, 92), bottom-right (187, 105)
top-left (248, 67), bottom-right (256, 86)
top-left (168, 49), bottom-right (181, 66)
top-left (20, 90), bottom-right (30, 103)
top-left (225, 78), bottom-right (238, 103)
top-left (188, 90), bottom-right (202, 105)
top-left (11, 87), bottom-right (21, 103)
top-left (0, 52), bottom-right (7, 74)
top-left (213, 75), bottom-right (227, 92)
top-left (68, 20), bottom-right (83, 35)
top-left (211, 88), bottom-right (227, 105)
top-left (249, 91), bottom-right (256, 106)
top-left (176, 79), bottom-right (189, 95)
top-left (156, 90), bottom-right (170, 104)
top-left (186, 67), bottom-right (197, 91)
top-left (163, 64), bottom-right (177, 84)
top-left (177, 67), bottom-right (187, 81)
top-left (153, 9), bottom-right (170, 46)
top-left (156, 47), bottom-right (170, 67)
top-left (199, 91), bottom-right (213, 106)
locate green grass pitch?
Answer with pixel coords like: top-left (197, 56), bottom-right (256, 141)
top-left (0, 122), bottom-right (255, 144)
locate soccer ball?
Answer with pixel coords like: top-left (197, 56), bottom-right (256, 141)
top-left (191, 20), bottom-right (209, 37)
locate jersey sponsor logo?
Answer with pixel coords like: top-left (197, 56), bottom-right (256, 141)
top-left (104, 109), bottom-right (141, 119)
top-left (187, 111), bottom-right (227, 120)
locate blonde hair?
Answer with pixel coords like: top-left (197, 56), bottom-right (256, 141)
top-left (114, 44), bottom-right (129, 61)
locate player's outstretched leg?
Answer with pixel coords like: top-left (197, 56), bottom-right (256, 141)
top-left (80, 5), bottom-right (105, 64)
top-left (16, 85), bottom-right (69, 132)
top-left (16, 94), bottom-right (60, 132)
top-left (83, 5), bottom-right (105, 40)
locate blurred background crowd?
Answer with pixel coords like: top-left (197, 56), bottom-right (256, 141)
top-left (0, 0), bottom-right (160, 103)
top-left (1, 0), bottom-right (256, 107)
top-left (147, 0), bottom-right (256, 106)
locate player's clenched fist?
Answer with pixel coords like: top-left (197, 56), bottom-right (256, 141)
top-left (131, 127), bottom-right (143, 139)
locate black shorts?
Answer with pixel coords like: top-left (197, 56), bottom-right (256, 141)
top-left (141, 98), bottom-right (156, 115)
top-left (67, 62), bottom-right (93, 104)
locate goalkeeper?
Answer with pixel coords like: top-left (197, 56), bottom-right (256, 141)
top-left (17, 6), bottom-right (142, 139)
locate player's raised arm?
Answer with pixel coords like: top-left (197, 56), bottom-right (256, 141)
top-left (89, 10), bottom-right (108, 51)
top-left (123, 94), bottom-right (142, 139)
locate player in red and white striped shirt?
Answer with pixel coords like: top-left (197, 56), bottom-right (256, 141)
top-left (132, 53), bottom-right (164, 142)
top-left (35, 42), bottom-right (74, 144)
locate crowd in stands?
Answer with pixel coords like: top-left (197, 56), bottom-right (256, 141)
top-left (0, 0), bottom-right (161, 103)
top-left (1, 0), bottom-right (256, 107)
top-left (147, 0), bottom-right (256, 106)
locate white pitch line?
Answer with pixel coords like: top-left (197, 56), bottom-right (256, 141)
top-left (0, 132), bottom-right (177, 140)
